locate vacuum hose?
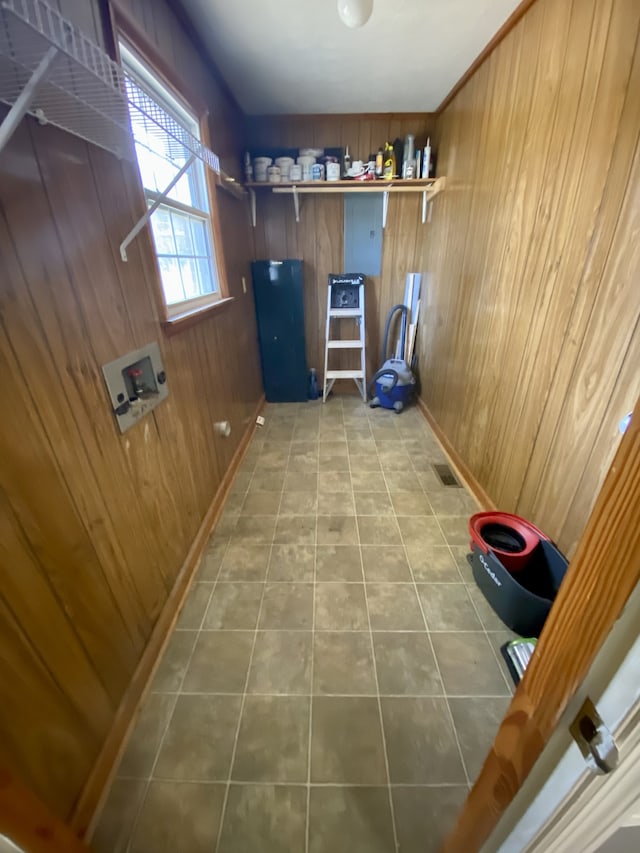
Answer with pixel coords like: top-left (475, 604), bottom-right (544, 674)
top-left (382, 304), bottom-right (409, 362)
top-left (368, 303), bottom-right (410, 400)
top-left (368, 368), bottom-right (399, 398)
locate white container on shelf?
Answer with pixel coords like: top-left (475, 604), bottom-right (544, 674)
top-left (275, 156), bottom-right (294, 179)
top-left (253, 156), bottom-right (272, 182)
top-left (297, 154), bottom-right (315, 182)
top-left (326, 160), bottom-right (340, 181)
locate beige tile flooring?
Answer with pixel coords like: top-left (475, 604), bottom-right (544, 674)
top-left (94, 398), bottom-right (516, 853)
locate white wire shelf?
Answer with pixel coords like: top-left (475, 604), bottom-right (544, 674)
top-left (0, 0), bottom-right (220, 173)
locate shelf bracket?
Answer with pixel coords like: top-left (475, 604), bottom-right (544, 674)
top-left (249, 188), bottom-right (256, 228)
top-left (382, 190), bottom-right (389, 230)
top-left (0, 45), bottom-right (59, 155)
top-left (422, 190), bottom-right (428, 224)
top-left (292, 185), bottom-right (300, 223)
top-left (120, 154), bottom-right (195, 261)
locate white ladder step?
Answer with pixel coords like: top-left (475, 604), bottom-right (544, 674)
top-left (327, 340), bottom-right (363, 349)
top-left (324, 280), bottom-right (367, 403)
top-left (329, 308), bottom-right (363, 318)
top-left (325, 369), bottom-right (365, 379)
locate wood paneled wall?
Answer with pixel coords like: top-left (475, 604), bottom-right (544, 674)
top-left (0, 0), bottom-right (261, 823)
top-left (246, 115), bottom-right (435, 380)
top-left (417, 0), bottom-right (640, 556)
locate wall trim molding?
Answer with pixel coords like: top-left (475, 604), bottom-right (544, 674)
top-left (246, 111), bottom-right (437, 122)
top-left (416, 396), bottom-right (496, 511)
top-left (71, 394), bottom-right (265, 839)
top-left (436, 0), bottom-right (538, 115)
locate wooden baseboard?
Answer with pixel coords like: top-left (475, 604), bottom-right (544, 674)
top-left (71, 395), bottom-right (265, 838)
top-left (1, 768), bottom-right (90, 853)
top-left (416, 396), bottom-right (496, 510)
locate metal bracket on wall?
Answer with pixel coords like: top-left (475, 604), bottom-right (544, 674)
top-left (382, 190), bottom-right (389, 230)
top-left (249, 187), bottom-right (257, 228)
top-left (120, 154), bottom-right (195, 261)
top-left (292, 185), bottom-right (300, 223)
top-left (0, 45), bottom-right (58, 155)
top-left (249, 185), bottom-right (300, 227)
top-left (422, 176), bottom-right (446, 224)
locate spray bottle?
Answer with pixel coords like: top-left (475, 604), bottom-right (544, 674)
top-left (308, 368), bottom-right (320, 400)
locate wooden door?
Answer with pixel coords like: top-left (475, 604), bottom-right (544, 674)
top-left (442, 397), bottom-right (640, 853)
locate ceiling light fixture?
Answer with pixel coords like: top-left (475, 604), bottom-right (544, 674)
top-left (337, 0), bottom-right (373, 28)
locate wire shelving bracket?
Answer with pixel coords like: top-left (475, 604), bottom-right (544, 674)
top-left (0, 0), bottom-right (222, 260)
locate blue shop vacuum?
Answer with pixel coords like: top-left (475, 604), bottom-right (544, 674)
top-left (369, 304), bottom-right (416, 413)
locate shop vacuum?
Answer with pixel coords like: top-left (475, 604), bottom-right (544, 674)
top-left (369, 304), bottom-right (416, 413)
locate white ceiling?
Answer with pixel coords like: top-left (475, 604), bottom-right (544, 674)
top-left (179, 0), bottom-right (522, 115)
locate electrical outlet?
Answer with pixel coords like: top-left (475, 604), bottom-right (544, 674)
top-left (242, 276), bottom-right (247, 294)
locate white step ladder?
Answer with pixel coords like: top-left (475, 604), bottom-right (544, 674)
top-left (323, 276), bottom-right (366, 402)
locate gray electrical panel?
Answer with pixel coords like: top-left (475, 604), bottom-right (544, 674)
top-left (102, 341), bottom-right (168, 433)
top-left (344, 194), bottom-right (383, 276)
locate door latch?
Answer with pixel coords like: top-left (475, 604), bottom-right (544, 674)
top-left (570, 697), bottom-right (618, 775)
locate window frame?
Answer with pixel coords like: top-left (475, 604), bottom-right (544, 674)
top-left (110, 7), bottom-right (230, 329)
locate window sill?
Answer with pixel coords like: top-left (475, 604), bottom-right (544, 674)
top-left (162, 297), bottom-right (235, 336)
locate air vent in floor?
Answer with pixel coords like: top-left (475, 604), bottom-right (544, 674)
top-left (433, 463), bottom-right (462, 488)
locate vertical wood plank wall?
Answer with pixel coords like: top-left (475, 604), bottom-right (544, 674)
top-left (0, 0), bottom-right (261, 822)
top-left (418, 0), bottom-right (640, 556)
top-left (246, 115), bottom-right (434, 381)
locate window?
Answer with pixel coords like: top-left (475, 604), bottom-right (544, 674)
top-left (119, 41), bottom-right (221, 317)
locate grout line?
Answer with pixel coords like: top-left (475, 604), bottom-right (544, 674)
top-left (208, 577), bottom-right (472, 584)
top-left (417, 485), bottom-right (515, 696)
top-left (464, 571), bottom-right (516, 695)
top-left (386, 467), bottom-right (473, 790)
top-left (123, 508), bottom-right (235, 853)
top-left (305, 477), bottom-right (318, 853)
top-left (170, 625), bottom-right (508, 634)
top-left (117, 776), bottom-right (471, 788)
top-left (213, 433), bottom-right (289, 853)
top-left (149, 689), bottom-right (510, 699)
top-left (352, 437), bottom-right (400, 853)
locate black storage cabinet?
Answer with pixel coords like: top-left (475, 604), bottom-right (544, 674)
top-left (251, 260), bottom-right (308, 402)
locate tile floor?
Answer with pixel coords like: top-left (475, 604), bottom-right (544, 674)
top-left (94, 398), bottom-right (516, 853)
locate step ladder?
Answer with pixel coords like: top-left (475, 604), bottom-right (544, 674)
top-left (323, 275), bottom-right (366, 402)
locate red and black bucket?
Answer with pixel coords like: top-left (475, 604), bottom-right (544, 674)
top-left (469, 511), bottom-right (548, 574)
top-left (468, 511), bottom-right (568, 637)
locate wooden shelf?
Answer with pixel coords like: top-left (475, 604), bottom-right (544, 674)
top-left (217, 171), bottom-right (247, 200)
top-left (246, 178), bottom-right (439, 192)
top-left (246, 177), bottom-right (446, 228)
